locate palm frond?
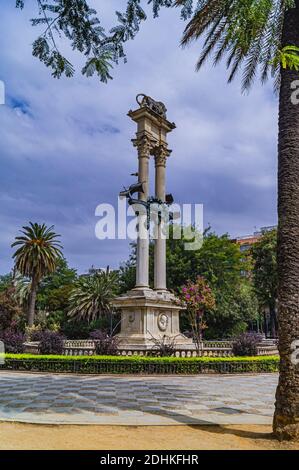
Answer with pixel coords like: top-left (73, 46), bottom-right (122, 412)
top-left (180, 0), bottom-right (293, 91)
top-left (11, 222), bottom-right (63, 282)
top-left (68, 269), bottom-right (119, 323)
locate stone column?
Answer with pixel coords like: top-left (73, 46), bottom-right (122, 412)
top-left (153, 145), bottom-right (171, 291)
top-left (133, 135), bottom-right (152, 289)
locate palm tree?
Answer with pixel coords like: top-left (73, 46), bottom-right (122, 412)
top-left (68, 268), bottom-right (119, 324)
top-left (176, 0), bottom-right (299, 441)
top-left (13, 272), bottom-right (31, 313)
top-left (11, 223), bottom-right (63, 327)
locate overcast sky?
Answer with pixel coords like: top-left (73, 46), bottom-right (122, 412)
top-left (0, 1), bottom-right (278, 275)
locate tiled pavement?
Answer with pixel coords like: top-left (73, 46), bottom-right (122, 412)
top-left (0, 372), bottom-right (278, 425)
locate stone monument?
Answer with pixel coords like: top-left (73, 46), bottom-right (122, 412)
top-left (113, 95), bottom-right (192, 351)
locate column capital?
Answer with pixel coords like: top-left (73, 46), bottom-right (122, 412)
top-left (132, 134), bottom-right (155, 158)
top-left (152, 144), bottom-right (172, 168)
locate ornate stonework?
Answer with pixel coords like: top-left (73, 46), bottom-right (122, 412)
top-left (152, 144), bottom-right (172, 168)
top-left (158, 312), bottom-right (169, 331)
top-left (132, 135), bottom-right (155, 159)
top-left (136, 94), bottom-right (167, 119)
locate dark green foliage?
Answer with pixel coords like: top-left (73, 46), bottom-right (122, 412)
top-left (204, 281), bottom-right (259, 339)
top-left (232, 332), bottom-right (263, 356)
top-left (68, 268), bottom-right (119, 323)
top-left (251, 229), bottom-right (278, 336)
top-left (15, 0), bottom-right (195, 80)
top-left (16, 1), bottom-right (298, 89)
top-left (16, 0), bottom-right (119, 81)
top-left (0, 287), bottom-right (23, 331)
top-left (0, 274), bottom-right (13, 294)
top-left (33, 258), bottom-right (77, 332)
top-left (252, 229), bottom-right (277, 310)
top-left (89, 330), bottom-right (119, 355)
top-left (0, 330), bottom-right (25, 353)
top-left (38, 330), bottom-right (65, 354)
top-left (37, 257), bottom-right (76, 311)
top-left (118, 242), bottom-right (137, 293)
top-left (182, 231), bottom-right (258, 338)
top-left (1, 353), bottom-right (279, 374)
top-left (60, 319), bottom-right (91, 339)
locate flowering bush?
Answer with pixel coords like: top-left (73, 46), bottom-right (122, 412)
top-left (180, 277), bottom-right (215, 311)
top-left (180, 276), bottom-right (215, 346)
top-left (38, 330), bottom-right (65, 355)
top-left (90, 330), bottom-right (119, 355)
top-left (0, 329), bottom-right (25, 353)
top-left (0, 287), bottom-right (23, 331)
top-left (26, 325), bottom-right (44, 342)
top-left (232, 332), bottom-right (263, 356)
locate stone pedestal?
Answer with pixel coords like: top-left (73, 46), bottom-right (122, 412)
top-left (113, 289), bottom-right (191, 349)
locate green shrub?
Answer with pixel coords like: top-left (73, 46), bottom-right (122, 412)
top-left (0, 354), bottom-right (279, 375)
top-left (232, 332), bottom-right (263, 356)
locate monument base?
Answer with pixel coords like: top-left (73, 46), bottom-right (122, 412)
top-left (112, 288), bottom-right (193, 350)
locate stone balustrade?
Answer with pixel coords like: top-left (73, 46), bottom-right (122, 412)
top-left (203, 340), bottom-right (233, 348)
top-left (117, 348), bottom-right (233, 358)
top-left (63, 340), bottom-right (95, 356)
top-left (64, 340), bottom-right (94, 348)
top-left (23, 339), bottom-right (278, 358)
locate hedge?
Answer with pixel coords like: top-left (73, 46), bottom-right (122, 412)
top-left (0, 354), bottom-right (279, 375)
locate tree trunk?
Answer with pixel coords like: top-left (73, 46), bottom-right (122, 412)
top-left (273, 4), bottom-right (299, 440)
top-left (27, 276), bottom-right (38, 328)
top-left (263, 312), bottom-right (268, 338)
top-left (270, 304), bottom-right (277, 338)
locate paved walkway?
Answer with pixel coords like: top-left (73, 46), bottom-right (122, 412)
top-left (0, 372), bottom-right (277, 425)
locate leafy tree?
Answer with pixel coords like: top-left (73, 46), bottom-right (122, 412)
top-left (0, 274), bottom-right (13, 293)
top-left (13, 272), bottom-right (31, 314)
top-left (205, 280), bottom-right (259, 339)
top-left (193, 233), bottom-right (258, 338)
top-left (68, 268), bottom-right (119, 323)
top-left (118, 242), bottom-right (137, 293)
top-left (252, 229), bottom-right (278, 338)
top-left (0, 287), bottom-right (23, 331)
top-left (165, 227), bottom-right (193, 290)
top-left (180, 276), bottom-right (215, 349)
top-left (235, 281), bottom-right (260, 331)
top-left (15, 0), bottom-right (299, 86)
top-left (37, 257), bottom-right (77, 312)
top-left (11, 223), bottom-right (63, 327)
top-left (167, 229), bottom-right (256, 338)
top-left (193, 232), bottom-right (245, 293)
